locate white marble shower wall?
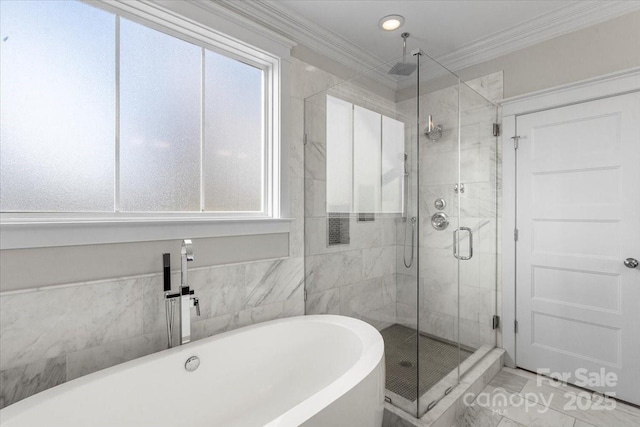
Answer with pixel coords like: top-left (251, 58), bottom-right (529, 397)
top-left (0, 57), bottom-right (319, 409)
top-left (302, 69), bottom-right (403, 331)
top-left (396, 72), bottom-right (503, 350)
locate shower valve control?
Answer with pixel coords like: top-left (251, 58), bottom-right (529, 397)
top-left (624, 258), bottom-right (638, 269)
top-left (434, 198), bottom-right (446, 210)
top-left (431, 212), bottom-right (449, 231)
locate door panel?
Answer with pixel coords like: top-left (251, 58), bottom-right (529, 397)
top-left (516, 92), bottom-right (640, 405)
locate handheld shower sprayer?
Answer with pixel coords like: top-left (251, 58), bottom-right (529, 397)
top-left (402, 152), bottom-right (415, 268)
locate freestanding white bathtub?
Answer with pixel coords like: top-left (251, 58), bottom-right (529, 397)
top-left (0, 315), bottom-right (385, 427)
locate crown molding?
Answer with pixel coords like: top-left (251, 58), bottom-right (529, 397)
top-left (206, 0), bottom-right (639, 91)
top-left (208, 0), bottom-right (399, 88)
top-left (501, 67), bottom-right (640, 116)
top-left (435, 0), bottom-right (640, 73)
top-left (185, 0), bottom-right (297, 53)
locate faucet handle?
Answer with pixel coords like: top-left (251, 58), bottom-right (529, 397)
top-left (193, 297), bottom-right (201, 316)
top-left (182, 239), bottom-right (194, 262)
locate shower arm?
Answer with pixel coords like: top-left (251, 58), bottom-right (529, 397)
top-left (401, 32), bottom-right (408, 62)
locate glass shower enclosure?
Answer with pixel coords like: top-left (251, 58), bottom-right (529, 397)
top-left (303, 50), bottom-right (499, 418)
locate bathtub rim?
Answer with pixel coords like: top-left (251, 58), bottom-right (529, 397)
top-left (265, 315), bottom-right (385, 426)
top-left (0, 314), bottom-right (384, 427)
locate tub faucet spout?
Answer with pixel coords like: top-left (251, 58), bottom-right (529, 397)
top-left (179, 240), bottom-right (198, 345)
top-left (164, 240), bottom-right (200, 348)
top-left (181, 239), bottom-right (194, 288)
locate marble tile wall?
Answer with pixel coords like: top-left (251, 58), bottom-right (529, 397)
top-left (301, 61), bottom-right (401, 331)
top-left (0, 57), bottom-right (314, 409)
top-left (0, 258), bottom-right (305, 408)
top-left (396, 72), bottom-right (503, 350)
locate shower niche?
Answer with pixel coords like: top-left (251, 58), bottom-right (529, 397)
top-left (303, 51), bottom-right (500, 419)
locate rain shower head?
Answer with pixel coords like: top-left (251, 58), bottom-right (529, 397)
top-left (388, 33), bottom-right (417, 77)
top-left (388, 62), bottom-right (417, 76)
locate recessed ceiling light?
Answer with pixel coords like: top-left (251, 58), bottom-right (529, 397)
top-left (378, 15), bottom-right (405, 31)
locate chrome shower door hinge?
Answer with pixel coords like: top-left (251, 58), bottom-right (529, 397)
top-left (511, 135), bottom-right (520, 150)
top-left (514, 320), bottom-right (519, 334)
top-left (492, 315), bottom-right (500, 330)
top-left (493, 123), bottom-right (500, 137)
top-left (303, 133), bottom-right (308, 145)
top-left (514, 229), bottom-right (519, 241)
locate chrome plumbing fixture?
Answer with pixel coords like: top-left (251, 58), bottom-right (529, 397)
top-left (402, 152), bottom-right (416, 268)
top-left (434, 198), bottom-right (446, 210)
top-left (388, 33), bottom-right (417, 77)
top-left (185, 356), bottom-right (200, 372)
top-left (431, 212), bottom-right (449, 231)
top-left (402, 153), bottom-right (410, 221)
top-left (179, 239), bottom-right (199, 344)
top-left (162, 253), bottom-right (176, 348)
top-left (163, 239), bottom-right (200, 348)
top-left (424, 115), bottom-right (443, 141)
top-left (403, 216), bottom-right (417, 268)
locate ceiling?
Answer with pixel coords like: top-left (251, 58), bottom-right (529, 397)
top-left (216, 0), bottom-right (639, 88)
top-left (274, 0), bottom-right (574, 62)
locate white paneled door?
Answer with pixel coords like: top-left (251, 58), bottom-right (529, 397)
top-left (515, 92), bottom-right (640, 405)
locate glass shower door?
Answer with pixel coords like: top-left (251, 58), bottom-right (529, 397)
top-left (414, 56), bottom-right (463, 417)
top-left (457, 81), bottom-right (499, 367)
top-left (414, 58), bottom-right (499, 417)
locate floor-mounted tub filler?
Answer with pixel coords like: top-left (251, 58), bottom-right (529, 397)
top-left (0, 315), bottom-right (385, 427)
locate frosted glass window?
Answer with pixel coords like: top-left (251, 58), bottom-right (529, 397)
top-left (1, 2), bottom-right (273, 217)
top-left (353, 106), bottom-right (381, 213)
top-left (204, 50), bottom-right (263, 211)
top-left (381, 117), bottom-right (405, 213)
top-left (119, 19), bottom-right (201, 212)
top-left (0, 1), bottom-right (116, 212)
top-left (326, 96), bottom-right (353, 212)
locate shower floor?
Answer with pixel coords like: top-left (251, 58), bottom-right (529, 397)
top-left (380, 324), bottom-right (474, 402)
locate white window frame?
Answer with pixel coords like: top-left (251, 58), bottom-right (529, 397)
top-left (0, 0), bottom-right (295, 249)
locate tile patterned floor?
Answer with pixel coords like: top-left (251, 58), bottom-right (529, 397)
top-left (381, 324), bottom-right (474, 402)
top-left (453, 367), bottom-right (640, 427)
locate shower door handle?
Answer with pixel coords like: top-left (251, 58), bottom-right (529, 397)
top-left (453, 227), bottom-right (473, 260)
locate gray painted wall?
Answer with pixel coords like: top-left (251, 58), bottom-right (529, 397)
top-left (458, 10), bottom-right (640, 99)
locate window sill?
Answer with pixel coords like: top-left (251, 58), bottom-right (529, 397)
top-left (0, 216), bottom-right (293, 250)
